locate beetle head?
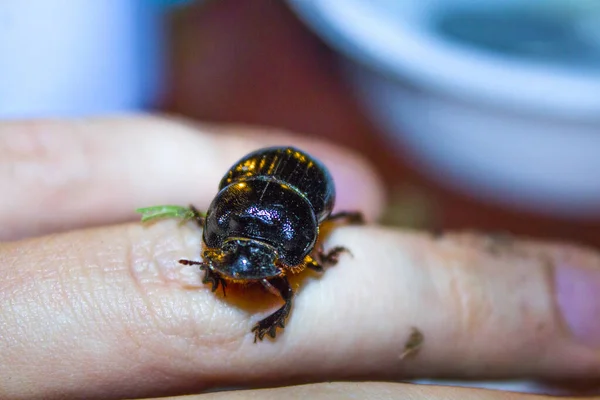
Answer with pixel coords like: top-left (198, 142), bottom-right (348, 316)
top-left (205, 238), bottom-right (281, 281)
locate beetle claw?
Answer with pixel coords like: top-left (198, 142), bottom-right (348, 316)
top-left (308, 245), bottom-right (353, 272)
top-left (202, 269), bottom-right (227, 297)
top-left (251, 306), bottom-right (290, 342)
top-left (268, 326), bottom-right (277, 338)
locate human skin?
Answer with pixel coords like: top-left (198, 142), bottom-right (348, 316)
top-left (0, 115), bottom-right (599, 399)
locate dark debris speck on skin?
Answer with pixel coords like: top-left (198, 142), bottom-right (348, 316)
top-left (400, 327), bottom-right (424, 359)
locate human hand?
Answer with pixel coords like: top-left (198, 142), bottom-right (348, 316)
top-left (1, 115), bottom-right (599, 399)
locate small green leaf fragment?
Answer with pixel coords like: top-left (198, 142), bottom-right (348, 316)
top-left (135, 205), bottom-right (196, 222)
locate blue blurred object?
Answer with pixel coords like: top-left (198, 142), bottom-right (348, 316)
top-left (0, 1), bottom-right (179, 118)
top-left (288, 0), bottom-right (600, 219)
top-left (435, 3), bottom-right (600, 69)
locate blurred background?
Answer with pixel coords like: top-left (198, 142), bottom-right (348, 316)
top-left (2, 0), bottom-right (600, 245)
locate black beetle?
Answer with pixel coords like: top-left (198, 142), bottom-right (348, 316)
top-left (137, 146), bottom-right (364, 342)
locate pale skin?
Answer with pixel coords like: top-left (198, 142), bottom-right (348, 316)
top-left (1, 115), bottom-right (599, 399)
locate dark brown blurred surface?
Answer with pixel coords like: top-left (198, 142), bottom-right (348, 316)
top-left (160, 0), bottom-right (600, 247)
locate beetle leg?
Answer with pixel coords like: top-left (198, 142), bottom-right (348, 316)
top-left (305, 255), bottom-right (324, 272)
top-left (252, 277), bottom-right (293, 342)
top-left (326, 211), bottom-right (365, 225)
top-left (178, 259), bottom-right (227, 296)
top-left (201, 268), bottom-right (228, 297)
top-left (188, 204), bottom-right (206, 227)
top-left (307, 243), bottom-right (353, 272)
top-left (318, 245), bottom-right (353, 265)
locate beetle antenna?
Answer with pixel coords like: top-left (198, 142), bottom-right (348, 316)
top-left (179, 259), bottom-right (208, 270)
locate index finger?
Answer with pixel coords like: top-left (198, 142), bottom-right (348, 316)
top-left (0, 114), bottom-right (384, 240)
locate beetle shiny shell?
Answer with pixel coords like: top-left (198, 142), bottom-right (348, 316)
top-left (140, 146), bottom-right (364, 342)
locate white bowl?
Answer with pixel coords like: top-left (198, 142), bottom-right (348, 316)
top-left (288, 0), bottom-right (600, 218)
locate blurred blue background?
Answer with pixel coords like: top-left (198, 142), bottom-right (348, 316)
top-left (0, 0), bottom-right (192, 117)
